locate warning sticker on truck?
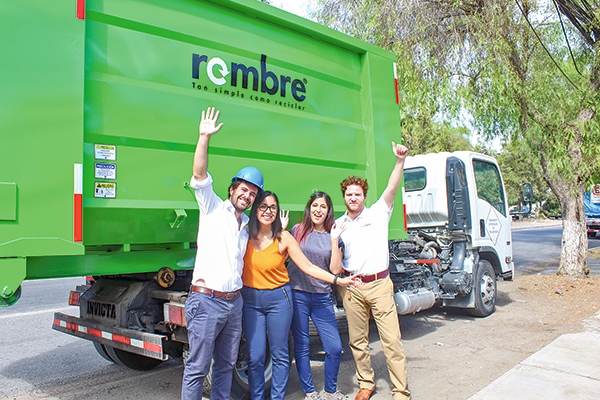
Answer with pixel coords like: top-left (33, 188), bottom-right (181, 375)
top-left (94, 163), bottom-right (116, 180)
top-left (485, 207), bottom-right (502, 245)
top-left (94, 182), bottom-right (116, 198)
top-left (94, 144), bottom-right (116, 161)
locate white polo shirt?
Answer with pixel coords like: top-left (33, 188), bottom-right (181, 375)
top-left (190, 173), bottom-right (249, 292)
top-left (336, 196), bottom-right (392, 275)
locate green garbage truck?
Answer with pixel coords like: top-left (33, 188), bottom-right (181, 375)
top-left (1, 0), bottom-right (513, 397)
top-left (1, 0), bottom-right (404, 396)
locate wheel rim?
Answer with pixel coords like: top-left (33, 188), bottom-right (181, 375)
top-left (479, 271), bottom-right (495, 304)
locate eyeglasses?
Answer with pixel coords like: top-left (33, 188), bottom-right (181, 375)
top-left (258, 204), bottom-right (278, 213)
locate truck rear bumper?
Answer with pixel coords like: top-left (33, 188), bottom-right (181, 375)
top-left (53, 312), bottom-right (167, 361)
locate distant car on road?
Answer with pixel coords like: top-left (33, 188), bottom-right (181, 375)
top-left (510, 205), bottom-right (530, 221)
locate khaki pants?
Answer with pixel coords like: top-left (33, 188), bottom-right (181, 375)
top-left (339, 276), bottom-right (410, 400)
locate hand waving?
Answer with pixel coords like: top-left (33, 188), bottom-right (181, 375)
top-left (280, 209), bottom-right (290, 231)
top-left (330, 223), bottom-right (347, 240)
top-left (199, 107), bottom-right (223, 137)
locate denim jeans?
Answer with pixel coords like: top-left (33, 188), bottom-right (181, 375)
top-left (291, 290), bottom-right (342, 394)
top-left (182, 291), bottom-right (243, 400)
top-left (242, 284), bottom-right (293, 400)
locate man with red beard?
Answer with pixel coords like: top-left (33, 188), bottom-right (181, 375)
top-left (336, 142), bottom-right (411, 400)
top-left (182, 107), bottom-right (264, 400)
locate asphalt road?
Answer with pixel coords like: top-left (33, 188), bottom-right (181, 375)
top-left (512, 226), bottom-right (600, 276)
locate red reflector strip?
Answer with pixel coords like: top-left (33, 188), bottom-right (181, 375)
top-left (393, 62), bottom-right (399, 104)
top-left (144, 342), bottom-right (162, 353)
top-left (53, 316), bottom-right (163, 357)
top-left (88, 327), bottom-right (103, 338)
top-left (113, 334), bottom-right (130, 345)
top-left (403, 203), bottom-right (407, 232)
top-left (74, 164), bottom-right (83, 242)
top-left (76, 0), bottom-right (85, 19)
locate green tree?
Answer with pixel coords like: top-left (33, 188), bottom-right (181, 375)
top-left (402, 118), bottom-right (474, 154)
top-left (496, 139), bottom-right (550, 206)
top-left (314, 0), bottom-right (600, 277)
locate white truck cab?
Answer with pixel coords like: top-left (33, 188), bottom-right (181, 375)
top-left (390, 152), bottom-right (513, 317)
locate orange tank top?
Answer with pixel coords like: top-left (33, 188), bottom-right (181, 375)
top-left (242, 239), bottom-right (289, 289)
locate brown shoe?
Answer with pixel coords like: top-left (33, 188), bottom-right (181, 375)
top-left (355, 388), bottom-right (374, 400)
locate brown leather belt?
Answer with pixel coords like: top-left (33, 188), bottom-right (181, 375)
top-left (190, 285), bottom-right (241, 300)
top-left (343, 269), bottom-right (389, 283)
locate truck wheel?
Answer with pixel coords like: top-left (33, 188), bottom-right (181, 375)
top-left (104, 346), bottom-right (164, 371)
top-left (468, 260), bottom-right (496, 317)
top-left (93, 342), bottom-right (115, 363)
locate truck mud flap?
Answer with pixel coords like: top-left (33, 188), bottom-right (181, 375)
top-left (53, 312), bottom-right (167, 361)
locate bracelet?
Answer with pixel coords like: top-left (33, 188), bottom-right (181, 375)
top-left (333, 275), bottom-right (339, 286)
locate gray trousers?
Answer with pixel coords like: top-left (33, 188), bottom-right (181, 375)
top-left (182, 291), bottom-right (243, 400)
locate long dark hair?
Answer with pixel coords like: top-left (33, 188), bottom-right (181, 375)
top-left (248, 191), bottom-right (282, 241)
top-left (295, 191), bottom-right (335, 244)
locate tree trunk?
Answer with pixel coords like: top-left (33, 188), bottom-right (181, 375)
top-left (557, 185), bottom-right (589, 278)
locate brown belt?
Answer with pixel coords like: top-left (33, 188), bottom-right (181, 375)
top-left (343, 269), bottom-right (389, 283)
top-left (190, 285), bottom-right (241, 300)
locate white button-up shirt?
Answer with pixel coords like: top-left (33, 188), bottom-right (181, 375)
top-left (336, 196), bottom-right (392, 275)
top-left (190, 173), bottom-right (249, 292)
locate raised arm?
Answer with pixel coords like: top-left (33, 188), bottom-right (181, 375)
top-left (280, 231), bottom-right (357, 287)
top-left (193, 107), bottom-right (224, 181)
top-left (381, 141), bottom-right (409, 209)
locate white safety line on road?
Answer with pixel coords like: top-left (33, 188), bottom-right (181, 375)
top-left (0, 307), bottom-right (74, 320)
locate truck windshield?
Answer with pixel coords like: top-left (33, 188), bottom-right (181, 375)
top-left (473, 160), bottom-right (507, 217)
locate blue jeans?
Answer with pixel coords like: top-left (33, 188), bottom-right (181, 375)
top-left (291, 290), bottom-right (342, 394)
top-left (242, 284), bottom-right (293, 400)
top-left (182, 291), bottom-right (243, 400)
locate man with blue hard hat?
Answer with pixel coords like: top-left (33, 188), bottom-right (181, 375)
top-left (182, 107), bottom-right (263, 400)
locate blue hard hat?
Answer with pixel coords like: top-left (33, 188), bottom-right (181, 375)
top-left (232, 167), bottom-right (264, 191)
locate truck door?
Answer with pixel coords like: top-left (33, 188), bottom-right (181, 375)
top-left (470, 157), bottom-right (513, 274)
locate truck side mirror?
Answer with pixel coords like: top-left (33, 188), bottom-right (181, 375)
top-left (522, 183), bottom-right (533, 202)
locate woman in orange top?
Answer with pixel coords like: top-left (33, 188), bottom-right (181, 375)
top-left (242, 190), bottom-right (358, 400)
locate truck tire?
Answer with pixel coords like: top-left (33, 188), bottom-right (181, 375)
top-left (93, 342), bottom-right (115, 363)
top-left (468, 260), bottom-right (496, 317)
top-left (104, 346), bottom-right (164, 371)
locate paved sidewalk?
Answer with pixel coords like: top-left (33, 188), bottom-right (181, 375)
top-left (468, 311), bottom-right (600, 400)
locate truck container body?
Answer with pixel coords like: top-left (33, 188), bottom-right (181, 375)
top-left (0, 0), bottom-right (405, 305)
